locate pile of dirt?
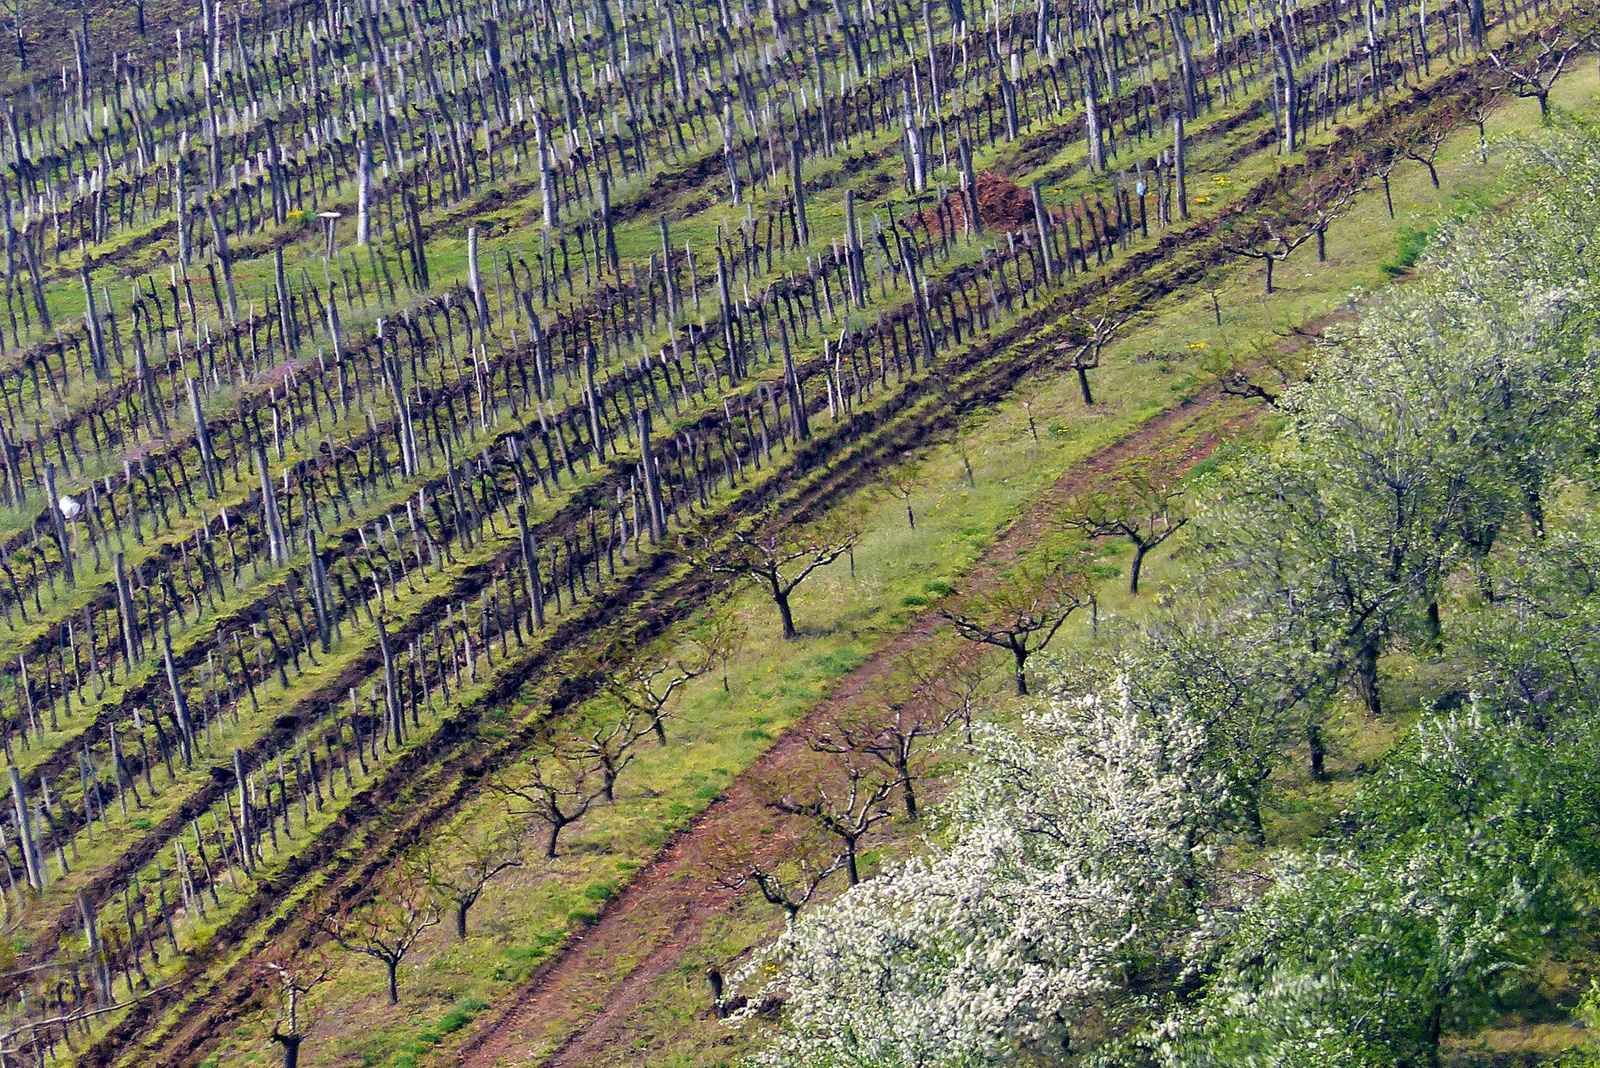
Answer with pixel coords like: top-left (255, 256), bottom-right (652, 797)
top-left (916, 172), bottom-right (1059, 236)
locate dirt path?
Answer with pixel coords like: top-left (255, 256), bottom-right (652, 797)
top-left (444, 389), bottom-right (1259, 1068)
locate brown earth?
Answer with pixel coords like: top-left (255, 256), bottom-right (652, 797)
top-left (916, 171), bottom-right (1061, 236)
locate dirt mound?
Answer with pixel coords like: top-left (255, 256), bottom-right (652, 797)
top-left (917, 172), bottom-right (1059, 236)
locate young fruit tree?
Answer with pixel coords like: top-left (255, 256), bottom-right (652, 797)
top-left (1489, 29), bottom-right (1580, 119)
top-left (1054, 300), bottom-right (1132, 407)
top-left (492, 748), bottom-right (610, 858)
top-left (941, 556), bottom-right (1095, 694)
top-left (759, 746), bottom-right (899, 887)
top-left (809, 693), bottom-right (953, 819)
top-left (421, 824), bottom-right (525, 939)
top-left (602, 638), bottom-right (719, 745)
top-left (258, 948), bottom-right (331, 1068)
top-left (1218, 205), bottom-right (1320, 294)
top-left (317, 868), bottom-right (442, 1005)
top-left (707, 523), bottom-right (858, 640)
top-left (1060, 464), bottom-right (1188, 595)
top-left (708, 825), bottom-right (846, 924)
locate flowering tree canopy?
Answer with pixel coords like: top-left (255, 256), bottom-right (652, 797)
top-left (732, 679), bottom-right (1227, 1068)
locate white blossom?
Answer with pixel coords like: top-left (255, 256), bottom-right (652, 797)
top-left (732, 678), bottom-right (1227, 1068)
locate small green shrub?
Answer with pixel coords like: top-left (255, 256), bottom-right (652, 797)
top-left (1380, 225), bottom-right (1429, 279)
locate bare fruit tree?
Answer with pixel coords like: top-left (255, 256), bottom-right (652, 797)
top-left (493, 749), bottom-right (609, 858)
top-left (811, 692), bottom-right (953, 819)
top-left (1203, 333), bottom-right (1306, 407)
top-left (259, 947), bottom-right (331, 1068)
top-left (1465, 91), bottom-right (1505, 165)
top-left (1056, 300), bottom-right (1132, 407)
top-left (698, 611), bottom-right (744, 693)
top-left (1219, 206), bottom-right (1319, 294)
top-left (709, 827), bottom-right (845, 922)
top-left (571, 705), bottom-right (653, 801)
top-left (422, 824), bottom-right (525, 939)
top-left (900, 651), bottom-right (993, 743)
top-left (318, 869), bottom-right (442, 1004)
top-left (760, 752), bottom-right (897, 885)
top-left (603, 639), bottom-right (718, 745)
top-left (942, 558), bottom-right (1096, 695)
top-left (1061, 465), bottom-right (1189, 595)
top-left (1309, 185), bottom-right (1360, 262)
top-left (880, 464), bottom-right (922, 530)
top-left (1404, 121), bottom-right (1457, 190)
top-left (708, 523), bottom-right (858, 640)
top-left (1489, 30), bottom-right (1580, 120)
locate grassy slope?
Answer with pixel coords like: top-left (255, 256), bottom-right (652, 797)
top-left (170, 62), bottom-right (1600, 1068)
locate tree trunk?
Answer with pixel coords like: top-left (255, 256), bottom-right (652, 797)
top-left (958, 138), bottom-right (982, 234)
top-left (273, 1033), bottom-right (303, 1068)
top-left (706, 967), bottom-right (727, 1018)
top-left (455, 901), bottom-right (470, 940)
top-left (1084, 82), bottom-right (1105, 173)
top-left (1425, 984), bottom-right (1450, 1068)
top-left (599, 173), bottom-right (619, 276)
top-left (1308, 722), bottom-right (1327, 780)
top-left (188, 378), bottom-right (219, 498)
top-left (10, 768), bottom-right (42, 888)
top-left (114, 552), bottom-right (142, 665)
top-left (1270, 20), bottom-right (1298, 152)
top-left (1129, 542), bottom-right (1148, 594)
top-left (356, 140), bottom-right (371, 245)
top-left (1245, 791), bottom-right (1266, 845)
top-left (386, 961), bottom-right (399, 1004)
top-left (1031, 181), bottom-right (1054, 282)
top-left (775, 591), bottom-right (797, 640)
top-left (791, 139), bottom-right (809, 246)
top-left (1353, 639), bottom-right (1382, 717)
top-left (1076, 366), bottom-right (1094, 406)
top-left (256, 447), bottom-right (289, 565)
top-left (1012, 646), bottom-right (1029, 695)
top-left (638, 407), bottom-right (667, 540)
top-left (44, 464), bottom-right (74, 586)
top-left (1174, 115), bottom-right (1189, 219)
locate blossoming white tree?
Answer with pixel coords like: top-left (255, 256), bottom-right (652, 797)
top-left (731, 677), bottom-right (1227, 1067)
